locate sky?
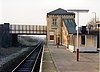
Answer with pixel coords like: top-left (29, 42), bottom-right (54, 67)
top-left (0, 0), bottom-right (99, 26)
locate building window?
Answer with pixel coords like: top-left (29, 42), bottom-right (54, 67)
top-left (81, 35), bottom-right (85, 45)
top-left (52, 18), bottom-right (57, 26)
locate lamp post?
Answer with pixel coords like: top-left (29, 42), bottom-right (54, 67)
top-left (92, 12), bottom-right (96, 29)
top-left (92, 12), bottom-right (96, 24)
top-left (67, 9), bottom-right (89, 61)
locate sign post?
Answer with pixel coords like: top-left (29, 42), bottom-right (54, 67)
top-left (67, 9), bottom-right (89, 61)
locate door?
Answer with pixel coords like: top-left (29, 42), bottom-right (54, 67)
top-left (50, 32), bottom-right (54, 41)
top-left (50, 35), bottom-right (54, 40)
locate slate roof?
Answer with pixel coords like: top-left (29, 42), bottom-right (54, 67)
top-left (64, 19), bottom-right (81, 34)
top-left (47, 8), bottom-right (75, 15)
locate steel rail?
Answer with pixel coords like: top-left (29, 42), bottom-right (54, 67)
top-left (12, 41), bottom-right (43, 72)
top-left (31, 43), bottom-right (43, 72)
top-left (39, 45), bottom-right (44, 72)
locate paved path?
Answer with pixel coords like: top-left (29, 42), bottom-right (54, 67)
top-left (48, 44), bottom-right (99, 72)
top-left (42, 46), bottom-right (57, 72)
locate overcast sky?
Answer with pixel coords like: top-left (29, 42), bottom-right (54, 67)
top-left (0, 0), bottom-right (99, 25)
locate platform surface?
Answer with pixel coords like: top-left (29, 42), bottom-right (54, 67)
top-left (42, 44), bottom-right (99, 72)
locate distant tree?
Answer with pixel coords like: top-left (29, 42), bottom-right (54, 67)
top-left (87, 18), bottom-right (95, 25)
top-left (86, 17), bottom-right (99, 34)
top-left (86, 18), bottom-right (96, 31)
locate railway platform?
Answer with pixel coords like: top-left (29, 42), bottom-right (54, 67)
top-left (42, 45), bottom-right (57, 72)
top-left (42, 43), bottom-right (99, 72)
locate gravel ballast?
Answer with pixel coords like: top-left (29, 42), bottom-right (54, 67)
top-left (0, 47), bottom-right (36, 71)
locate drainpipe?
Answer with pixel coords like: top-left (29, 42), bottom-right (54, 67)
top-left (61, 15), bottom-right (62, 45)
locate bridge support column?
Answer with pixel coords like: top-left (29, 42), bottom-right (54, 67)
top-left (0, 23), bottom-right (12, 48)
top-left (0, 24), bottom-right (3, 47)
top-left (11, 34), bottom-right (18, 47)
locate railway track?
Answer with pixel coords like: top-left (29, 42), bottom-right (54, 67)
top-left (12, 41), bottom-right (44, 72)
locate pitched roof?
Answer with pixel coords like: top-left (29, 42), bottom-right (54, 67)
top-left (47, 8), bottom-right (75, 15)
top-left (64, 19), bottom-right (81, 34)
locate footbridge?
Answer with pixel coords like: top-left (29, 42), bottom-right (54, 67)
top-left (10, 24), bottom-right (47, 35)
top-left (0, 23), bottom-right (47, 47)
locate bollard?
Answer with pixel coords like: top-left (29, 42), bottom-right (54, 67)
top-left (57, 42), bottom-right (59, 48)
top-left (76, 48), bottom-right (79, 61)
